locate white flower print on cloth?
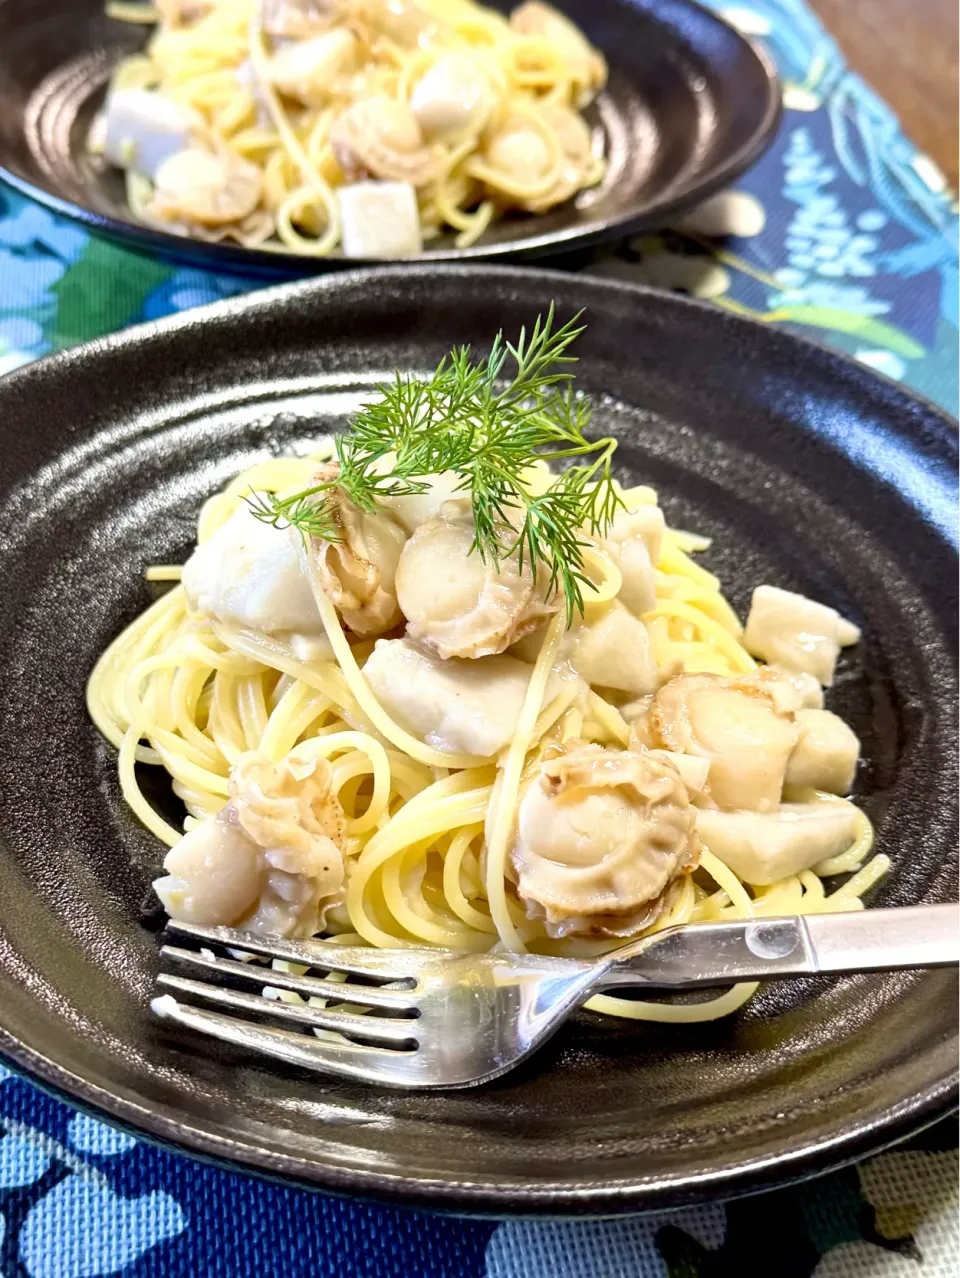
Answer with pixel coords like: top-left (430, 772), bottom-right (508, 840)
top-left (675, 191), bottom-right (767, 238)
top-left (0, 1129), bottom-right (54, 1190)
top-left (812, 1151), bottom-right (959, 1278)
top-left (484, 1204), bottom-right (727, 1278)
top-left (66, 1114), bottom-right (137, 1157)
top-left (772, 128), bottom-right (889, 305)
top-left (592, 240), bottom-right (732, 298)
top-left (853, 349), bottom-right (907, 380)
top-left (0, 1090), bottom-right (186, 1278)
top-left (19, 1176), bottom-right (186, 1278)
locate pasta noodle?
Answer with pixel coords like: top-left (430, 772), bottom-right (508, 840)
top-left (87, 442), bottom-right (885, 1022)
top-left (94, 0), bottom-right (608, 254)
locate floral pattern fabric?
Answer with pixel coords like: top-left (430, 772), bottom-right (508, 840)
top-left (0, 0), bottom-right (956, 1273)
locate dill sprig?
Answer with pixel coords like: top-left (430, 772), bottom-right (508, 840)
top-left (247, 306), bottom-right (623, 622)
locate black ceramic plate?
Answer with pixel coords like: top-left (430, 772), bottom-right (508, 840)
top-left (0, 266), bottom-right (956, 1214)
top-left (0, 0), bottom-right (779, 277)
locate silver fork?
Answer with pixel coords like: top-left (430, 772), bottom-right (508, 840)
top-left (152, 903), bottom-right (959, 1089)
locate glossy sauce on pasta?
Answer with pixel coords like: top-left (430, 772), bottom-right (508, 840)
top-left (87, 440), bottom-right (885, 1024)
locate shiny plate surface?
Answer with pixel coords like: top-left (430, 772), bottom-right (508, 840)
top-left (0, 265), bottom-right (954, 1212)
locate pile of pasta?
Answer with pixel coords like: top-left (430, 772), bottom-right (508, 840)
top-left (99, 0), bottom-right (608, 253)
top-left (87, 445), bottom-right (886, 1023)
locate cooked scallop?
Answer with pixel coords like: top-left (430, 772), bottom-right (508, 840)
top-left (510, 743), bottom-right (700, 937)
top-left (768, 664), bottom-right (825, 710)
top-left (623, 502), bottom-right (665, 564)
top-left (638, 672), bottom-right (799, 812)
top-left (480, 105), bottom-right (591, 213)
top-left (567, 600), bottom-right (659, 695)
top-left (395, 499), bottom-right (559, 659)
top-left (103, 89), bottom-right (203, 179)
top-left (524, 104), bottom-right (593, 213)
top-left (509, 0), bottom-right (606, 106)
top-left (262, 0), bottom-right (336, 39)
top-left (745, 665), bottom-right (811, 717)
top-left (409, 55), bottom-right (493, 140)
top-left (155, 813), bottom-right (261, 927)
top-left (785, 708), bottom-right (860, 795)
top-left (330, 96), bottom-right (437, 187)
top-left (743, 585), bottom-right (860, 686)
top-left (337, 181), bottom-right (423, 257)
top-left (363, 636), bottom-right (555, 756)
top-left (696, 801), bottom-right (859, 886)
top-left (600, 506), bottom-right (664, 616)
top-left (148, 147), bottom-right (262, 226)
top-left (354, 0), bottom-right (437, 47)
top-left (483, 116), bottom-right (552, 185)
top-left (312, 464), bottom-right (408, 636)
top-left (234, 59), bottom-right (272, 128)
top-left (654, 750), bottom-right (711, 797)
top-left (182, 502), bottom-right (326, 637)
top-left (265, 29), bottom-right (360, 106)
top-left (154, 747), bottom-right (346, 936)
top-left (381, 470), bottom-right (464, 535)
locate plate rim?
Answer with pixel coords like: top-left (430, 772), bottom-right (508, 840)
top-left (0, 1034), bottom-right (955, 1215)
top-left (0, 262), bottom-right (955, 1214)
top-left (0, 0), bottom-right (782, 276)
top-left (4, 260), bottom-right (957, 437)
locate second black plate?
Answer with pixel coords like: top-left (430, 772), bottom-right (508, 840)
top-left (0, 0), bottom-right (779, 276)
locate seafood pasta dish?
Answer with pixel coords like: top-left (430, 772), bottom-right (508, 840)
top-left (87, 311), bottom-right (885, 1023)
top-left (91, 0), bottom-right (607, 256)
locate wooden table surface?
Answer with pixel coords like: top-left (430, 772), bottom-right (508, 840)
top-left (809, 0), bottom-right (958, 189)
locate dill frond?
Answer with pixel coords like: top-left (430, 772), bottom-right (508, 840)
top-left (248, 306), bottom-right (622, 622)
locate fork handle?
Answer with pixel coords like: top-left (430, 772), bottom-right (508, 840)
top-left (598, 903), bottom-right (960, 991)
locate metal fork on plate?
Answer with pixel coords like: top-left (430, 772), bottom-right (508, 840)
top-left (152, 903), bottom-right (959, 1089)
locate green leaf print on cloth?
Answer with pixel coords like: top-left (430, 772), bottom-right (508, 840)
top-left (50, 238), bottom-right (170, 350)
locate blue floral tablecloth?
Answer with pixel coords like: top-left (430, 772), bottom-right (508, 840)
top-left (0, 1), bottom-right (957, 1274)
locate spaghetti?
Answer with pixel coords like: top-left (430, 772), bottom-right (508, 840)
top-left (87, 444), bottom-right (885, 1024)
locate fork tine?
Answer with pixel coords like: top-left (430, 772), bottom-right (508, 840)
top-left (160, 946), bottom-right (418, 1011)
top-left (156, 975), bottom-right (418, 1045)
top-left (151, 994), bottom-right (410, 1081)
top-left (163, 920), bottom-right (422, 980)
